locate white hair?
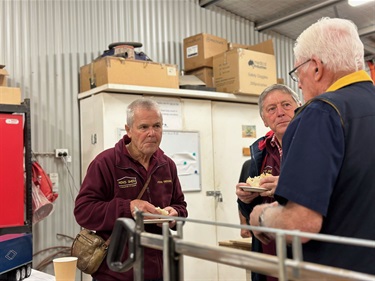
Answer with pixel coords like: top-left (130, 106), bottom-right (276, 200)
top-left (293, 17), bottom-right (364, 72)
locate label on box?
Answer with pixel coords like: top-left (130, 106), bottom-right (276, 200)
top-left (167, 67), bottom-right (177, 76)
top-left (187, 45), bottom-right (198, 58)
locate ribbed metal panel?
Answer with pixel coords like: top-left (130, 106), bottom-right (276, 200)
top-left (0, 0), bottom-right (297, 277)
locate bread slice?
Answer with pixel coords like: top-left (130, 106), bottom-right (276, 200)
top-left (155, 207), bottom-right (169, 216)
top-left (246, 173), bottom-right (272, 187)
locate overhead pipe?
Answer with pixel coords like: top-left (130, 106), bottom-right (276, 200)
top-left (255, 0), bottom-right (345, 31)
top-left (199, 0), bottom-right (224, 8)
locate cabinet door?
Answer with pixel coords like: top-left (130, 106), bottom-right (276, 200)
top-left (212, 101), bottom-right (268, 280)
top-left (174, 98), bottom-right (219, 280)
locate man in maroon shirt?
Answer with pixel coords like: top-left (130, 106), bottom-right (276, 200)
top-left (74, 98), bottom-right (188, 281)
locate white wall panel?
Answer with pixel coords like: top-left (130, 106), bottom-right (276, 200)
top-left (0, 0), bottom-right (297, 277)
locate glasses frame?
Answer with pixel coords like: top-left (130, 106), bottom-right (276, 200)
top-left (289, 59), bottom-right (311, 82)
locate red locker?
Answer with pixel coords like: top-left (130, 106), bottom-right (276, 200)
top-left (0, 114), bottom-right (24, 227)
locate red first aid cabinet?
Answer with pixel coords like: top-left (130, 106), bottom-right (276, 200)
top-left (0, 100), bottom-right (33, 280)
top-left (0, 99), bottom-right (32, 231)
top-left (0, 113), bottom-right (24, 227)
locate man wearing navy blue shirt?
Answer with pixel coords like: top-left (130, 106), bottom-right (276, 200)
top-left (249, 17), bottom-right (375, 275)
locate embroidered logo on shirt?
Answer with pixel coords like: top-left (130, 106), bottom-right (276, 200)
top-left (118, 176), bottom-right (137, 188)
top-left (263, 166), bottom-right (273, 175)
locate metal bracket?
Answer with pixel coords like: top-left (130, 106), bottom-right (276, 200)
top-left (206, 190), bottom-right (223, 202)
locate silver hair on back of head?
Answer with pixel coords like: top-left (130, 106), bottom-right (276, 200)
top-left (258, 84), bottom-right (301, 117)
top-left (293, 17), bottom-right (364, 73)
top-left (126, 98), bottom-right (163, 127)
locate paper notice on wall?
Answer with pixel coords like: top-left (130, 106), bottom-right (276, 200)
top-left (154, 97), bottom-right (182, 130)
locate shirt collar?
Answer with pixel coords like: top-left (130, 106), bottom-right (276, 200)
top-left (327, 70), bottom-right (373, 92)
top-left (270, 134), bottom-right (282, 157)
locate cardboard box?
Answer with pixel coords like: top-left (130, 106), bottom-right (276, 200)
top-left (0, 65), bottom-right (9, 87)
top-left (0, 87), bottom-right (22, 104)
top-left (185, 67), bottom-right (214, 88)
top-left (227, 39), bottom-right (275, 54)
top-left (183, 33), bottom-right (228, 71)
top-left (213, 40), bottom-right (277, 96)
top-left (228, 42), bottom-right (250, 50)
top-left (80, 57), bottom-right (179, 92)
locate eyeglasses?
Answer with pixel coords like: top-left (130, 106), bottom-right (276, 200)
top-left (289, 59), bottom-right (311, 82)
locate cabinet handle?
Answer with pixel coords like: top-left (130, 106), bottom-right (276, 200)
top-left (91, 133), bottom-right (97, 144)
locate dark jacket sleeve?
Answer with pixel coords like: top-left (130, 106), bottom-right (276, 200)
top-left (238, 196), bottom-right (263, 219)
top-left (238, 159), bottom-right (252, 183)
top-left (237, 137), bottom-right (267, 220)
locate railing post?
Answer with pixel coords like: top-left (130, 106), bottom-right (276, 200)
top-left (163, 222), bottom-right (171, 281)
top-left (276, 232), bottom-right (287, 281)
top-left (292, 235), bottom-right (303, 279)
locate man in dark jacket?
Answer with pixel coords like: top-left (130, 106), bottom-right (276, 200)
top-left (249, 17), bottom-right (375, 276)
top-left (236, 84), bottom-right (300, 281)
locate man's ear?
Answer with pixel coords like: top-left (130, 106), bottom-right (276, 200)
top-left (312, 56), bottom-right (324, 81)
top-left (125, 124), bottom-right (130, 136)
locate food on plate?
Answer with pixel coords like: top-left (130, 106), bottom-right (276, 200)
top-left (155, 207), bottom-right (169, 216)
top-left (246, 173), bottom-right (272, 187)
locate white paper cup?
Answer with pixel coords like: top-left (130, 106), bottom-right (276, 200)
top-left (53, 257), bottom-right (78, 281)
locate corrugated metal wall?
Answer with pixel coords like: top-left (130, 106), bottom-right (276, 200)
top-left (0, 0), bottom-right (297, 277)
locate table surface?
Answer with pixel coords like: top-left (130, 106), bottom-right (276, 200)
top-left (28, 269), bottom-right (55, 281)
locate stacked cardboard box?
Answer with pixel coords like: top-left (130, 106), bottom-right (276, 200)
top-left (185, 67), bottom-right (214, 88)
top-left (182, 34), bottom-right (278, 95)
top-left (213, 40), bottom-right (277, 96)
top-left (183, 33), bottom-right (228, 71)
top-left (0, 66), bottom-right (7, 86)
top-left (79, 57), bottom-right (179, 93)
top-left (183, 33), bottom-right (228, 88)
top-left (0, 65), bottom-right (21, 104)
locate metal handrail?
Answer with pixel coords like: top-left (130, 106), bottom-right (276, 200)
top-left (107, 213), bottom-right (375, 281)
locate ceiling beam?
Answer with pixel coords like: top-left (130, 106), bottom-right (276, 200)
top-left (255, 0), bottom-right (345, 31)
top-left (359, 26), bottom-right (375, 56)
top-left (364, 45), bottom-right (375, 57)
top-left (359, 25), bottom-right (375, 37)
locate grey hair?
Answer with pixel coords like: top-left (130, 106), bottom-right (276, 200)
top-left (293, 17), bottom-right (364, 72)
top-left (126, 98), bottom-right (163, 127)
top-left (258, 84), bottom-right (300, 117)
